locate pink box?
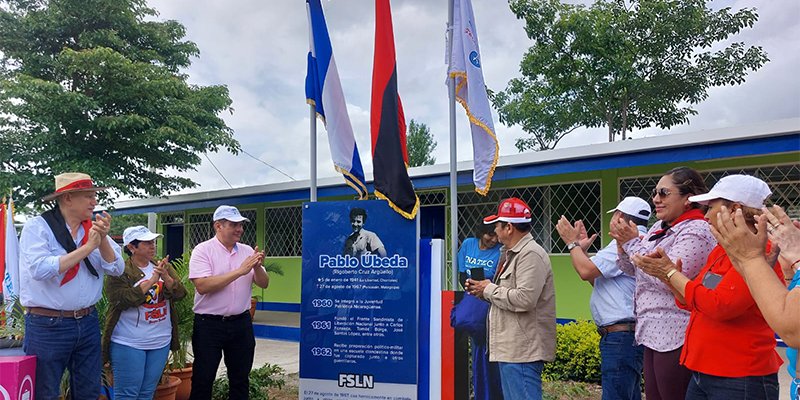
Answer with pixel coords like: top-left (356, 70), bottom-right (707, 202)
top-left (0, 356), bottom-right (35, 400)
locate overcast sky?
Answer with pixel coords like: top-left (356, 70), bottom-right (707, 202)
top-left (145, 0), bottom-right (799, 196)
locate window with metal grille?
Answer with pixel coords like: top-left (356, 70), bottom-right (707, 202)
top-left (239, 210), bottom-right (258, 247)
top-left (419, 190), bottom-right (447, 206)
top-left (455, 181), bottom-right (602, 254)
top-left (186, 213), bottom-right (213, 249)
top-left (185, 209), bottom-right (257, 249)
top-left (265, 206), bottom-right (302, 256)
top-left (619, 163), bottom-right (800, 221)
top-left (159, 212), bottom-right (184, 225)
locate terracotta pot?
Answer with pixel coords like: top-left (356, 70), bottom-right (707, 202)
top-left (250, 297), bottom-right (257, 318)
top-left (168, 363), bottom-right (193, 400)
top-left (153, 375), bottom-right (181, 400)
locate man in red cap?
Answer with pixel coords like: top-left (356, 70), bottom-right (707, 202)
top-left (18, 172), bottom-right (125, 399)
top-left (466, 197), bottom-right (556, 400)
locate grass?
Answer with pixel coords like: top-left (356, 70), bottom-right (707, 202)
top-left (267, 373), bottom-right (604, 399)
top-left (543, 380), bottom-right (602, 400)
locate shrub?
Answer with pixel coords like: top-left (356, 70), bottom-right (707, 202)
top-left (212, 363), bottom-right (286, 400)
top-left (543, 320), bottom-right (601, 384)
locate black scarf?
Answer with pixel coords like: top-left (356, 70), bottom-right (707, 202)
top-left (41, 206), bottom-right (99, 278)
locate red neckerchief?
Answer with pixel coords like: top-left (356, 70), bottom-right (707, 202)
top-left (60, 219), bottom-right (93, 286)
top-left (648, 208), bottom-right (705, 241)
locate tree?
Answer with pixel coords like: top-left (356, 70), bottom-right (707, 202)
top-left (406, 119), bottom-right (437, 167)
top-left (0, 0), bottom-right (240, 208)
top-left (109, 213), bottom-right (148, 237)
top-left (492, 0), bottom-right (769, 152)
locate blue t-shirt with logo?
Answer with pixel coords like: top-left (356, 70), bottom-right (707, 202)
top-left (457, 237), bottom-right (501, 280)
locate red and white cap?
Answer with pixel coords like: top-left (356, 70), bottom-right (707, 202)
top-left (483, 197), bottom-right (532, 224)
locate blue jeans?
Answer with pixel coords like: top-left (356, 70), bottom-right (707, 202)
top-left (599, 331), bottom-right (643, 400)
top-left (498, 361), bottom-right (543, 400)
top-left (685, 371), bottom-right (779, 400)
top-left (110, 342), bottom-right (171, 400)
top-left (23, 310), bottom-right (102, 400)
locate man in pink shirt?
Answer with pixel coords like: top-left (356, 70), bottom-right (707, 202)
top-left (188, 205), bottom-right (269, 400)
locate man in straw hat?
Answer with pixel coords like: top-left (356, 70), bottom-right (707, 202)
top-left (18, 172), bottom-right (125, 399)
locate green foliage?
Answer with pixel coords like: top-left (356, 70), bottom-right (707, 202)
top-left (168, 250), bottom-right (195, 369)
top-left (543, 320), bottom-right (601, 383)
top-left (493, 0), bottom-right (769, 151)
top-left (0, 296), bottom-right (24, 341)
top-left (543, 380), bottom-right (594, 400)
top-left (0, 0), bottom-right (240, 209)
top-left (263, 260), bottom-right (284, 276)
top-left (212, 363), bottom-right (285, 400)
top-left (406, 119), bottom-right (437, 167)
top-left (109, 213), bottom-right (148, 237)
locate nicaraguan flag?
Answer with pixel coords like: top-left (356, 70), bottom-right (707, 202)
top-left (2, 197), bottom-right (20, 313)
top-left (448, 0), bottom-right (499, 195)
top-left (305, 0), bottom-right (367, 199)
top-left (371, 0), bottom-right (419, 219)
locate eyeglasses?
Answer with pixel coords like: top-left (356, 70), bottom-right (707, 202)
top-left (652, 187), bottom-right (673, 198)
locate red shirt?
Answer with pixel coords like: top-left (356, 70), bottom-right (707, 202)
top-left (678, 244), bottom-right (783, 377)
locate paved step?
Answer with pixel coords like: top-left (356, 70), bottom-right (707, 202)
top-left (252, 310), bottom-right (299, 342)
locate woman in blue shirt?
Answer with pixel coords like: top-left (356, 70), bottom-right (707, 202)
top-left (457, 223), bottom-right (503, 400)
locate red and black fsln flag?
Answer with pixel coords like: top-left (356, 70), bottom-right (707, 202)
top-left (371, 0), bottom-right (419, 220)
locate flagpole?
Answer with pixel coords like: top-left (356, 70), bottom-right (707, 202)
top-left (310, 104), bottom-right (318, 202)
top-left (447, 0), bottom-right (458, 290)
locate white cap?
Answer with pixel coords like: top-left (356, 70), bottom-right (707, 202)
top-left (122, 226), bottom-right (161, 246)
top-left (689, 174), bottom-right (771, 208)
top-left (607, 196), bottom-right (652, 220)
top-left (213, 205), bottom-right (250, 222)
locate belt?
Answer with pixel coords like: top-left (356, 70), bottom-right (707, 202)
top-left (27, 306), bottom-right (94, 319)
top-left (197, 310), bottom-right (249, 321)
top-left (597, 322), bottom-right (636, 336)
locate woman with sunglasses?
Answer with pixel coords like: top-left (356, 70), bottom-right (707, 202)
top-left (610, 166), bottom-right (716, 400)
top-left (633, 175), bottom-right (782, 400)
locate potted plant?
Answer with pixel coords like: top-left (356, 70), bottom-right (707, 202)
top-left (154, 373), bottom-right (182, 400)
top-left (166, 251), bottom-right (195, 400)
top-left (0, 295), bottom-right (24, 347)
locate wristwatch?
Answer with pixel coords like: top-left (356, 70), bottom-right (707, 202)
top-left (567, 242), bottom-right (580, 251)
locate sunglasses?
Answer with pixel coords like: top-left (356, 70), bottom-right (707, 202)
top-left (651, 187), bottom-right (673, 198)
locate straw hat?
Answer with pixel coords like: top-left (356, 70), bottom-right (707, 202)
top-left (41, 172), bottom-right (108, 202)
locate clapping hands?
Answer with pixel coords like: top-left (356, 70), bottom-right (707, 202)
top-left (87, 211), bottom-right (112, 248)
top-left (556, 216), bottom-right (597, 250)
top-left (609, 216), bottom-right (639, 245)
top-left (238, 246), bottom-right (266, 276)
top-left (153, 256), bottom-right (173, 287)
top-left (712, 205), bottom-right (800, 274)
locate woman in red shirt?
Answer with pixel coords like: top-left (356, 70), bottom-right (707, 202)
top-left (633, 174), bottom-right (782, 400)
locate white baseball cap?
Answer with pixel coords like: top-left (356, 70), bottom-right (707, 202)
top-left (123, 226), bottom-right (161, 246)
top-left (688, 174), bottom-right (771, 208)
top-left (607, 196), bottom-right (652, 220)
top-left (213, 205), bottom-right (250, 222)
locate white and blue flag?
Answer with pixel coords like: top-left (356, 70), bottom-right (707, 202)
top-left (306, 0), bottom-right (367, 199)
top-left (448, 0), bottom-right (499, 195)
top-left (3, 196), bottom-right (19, 314)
